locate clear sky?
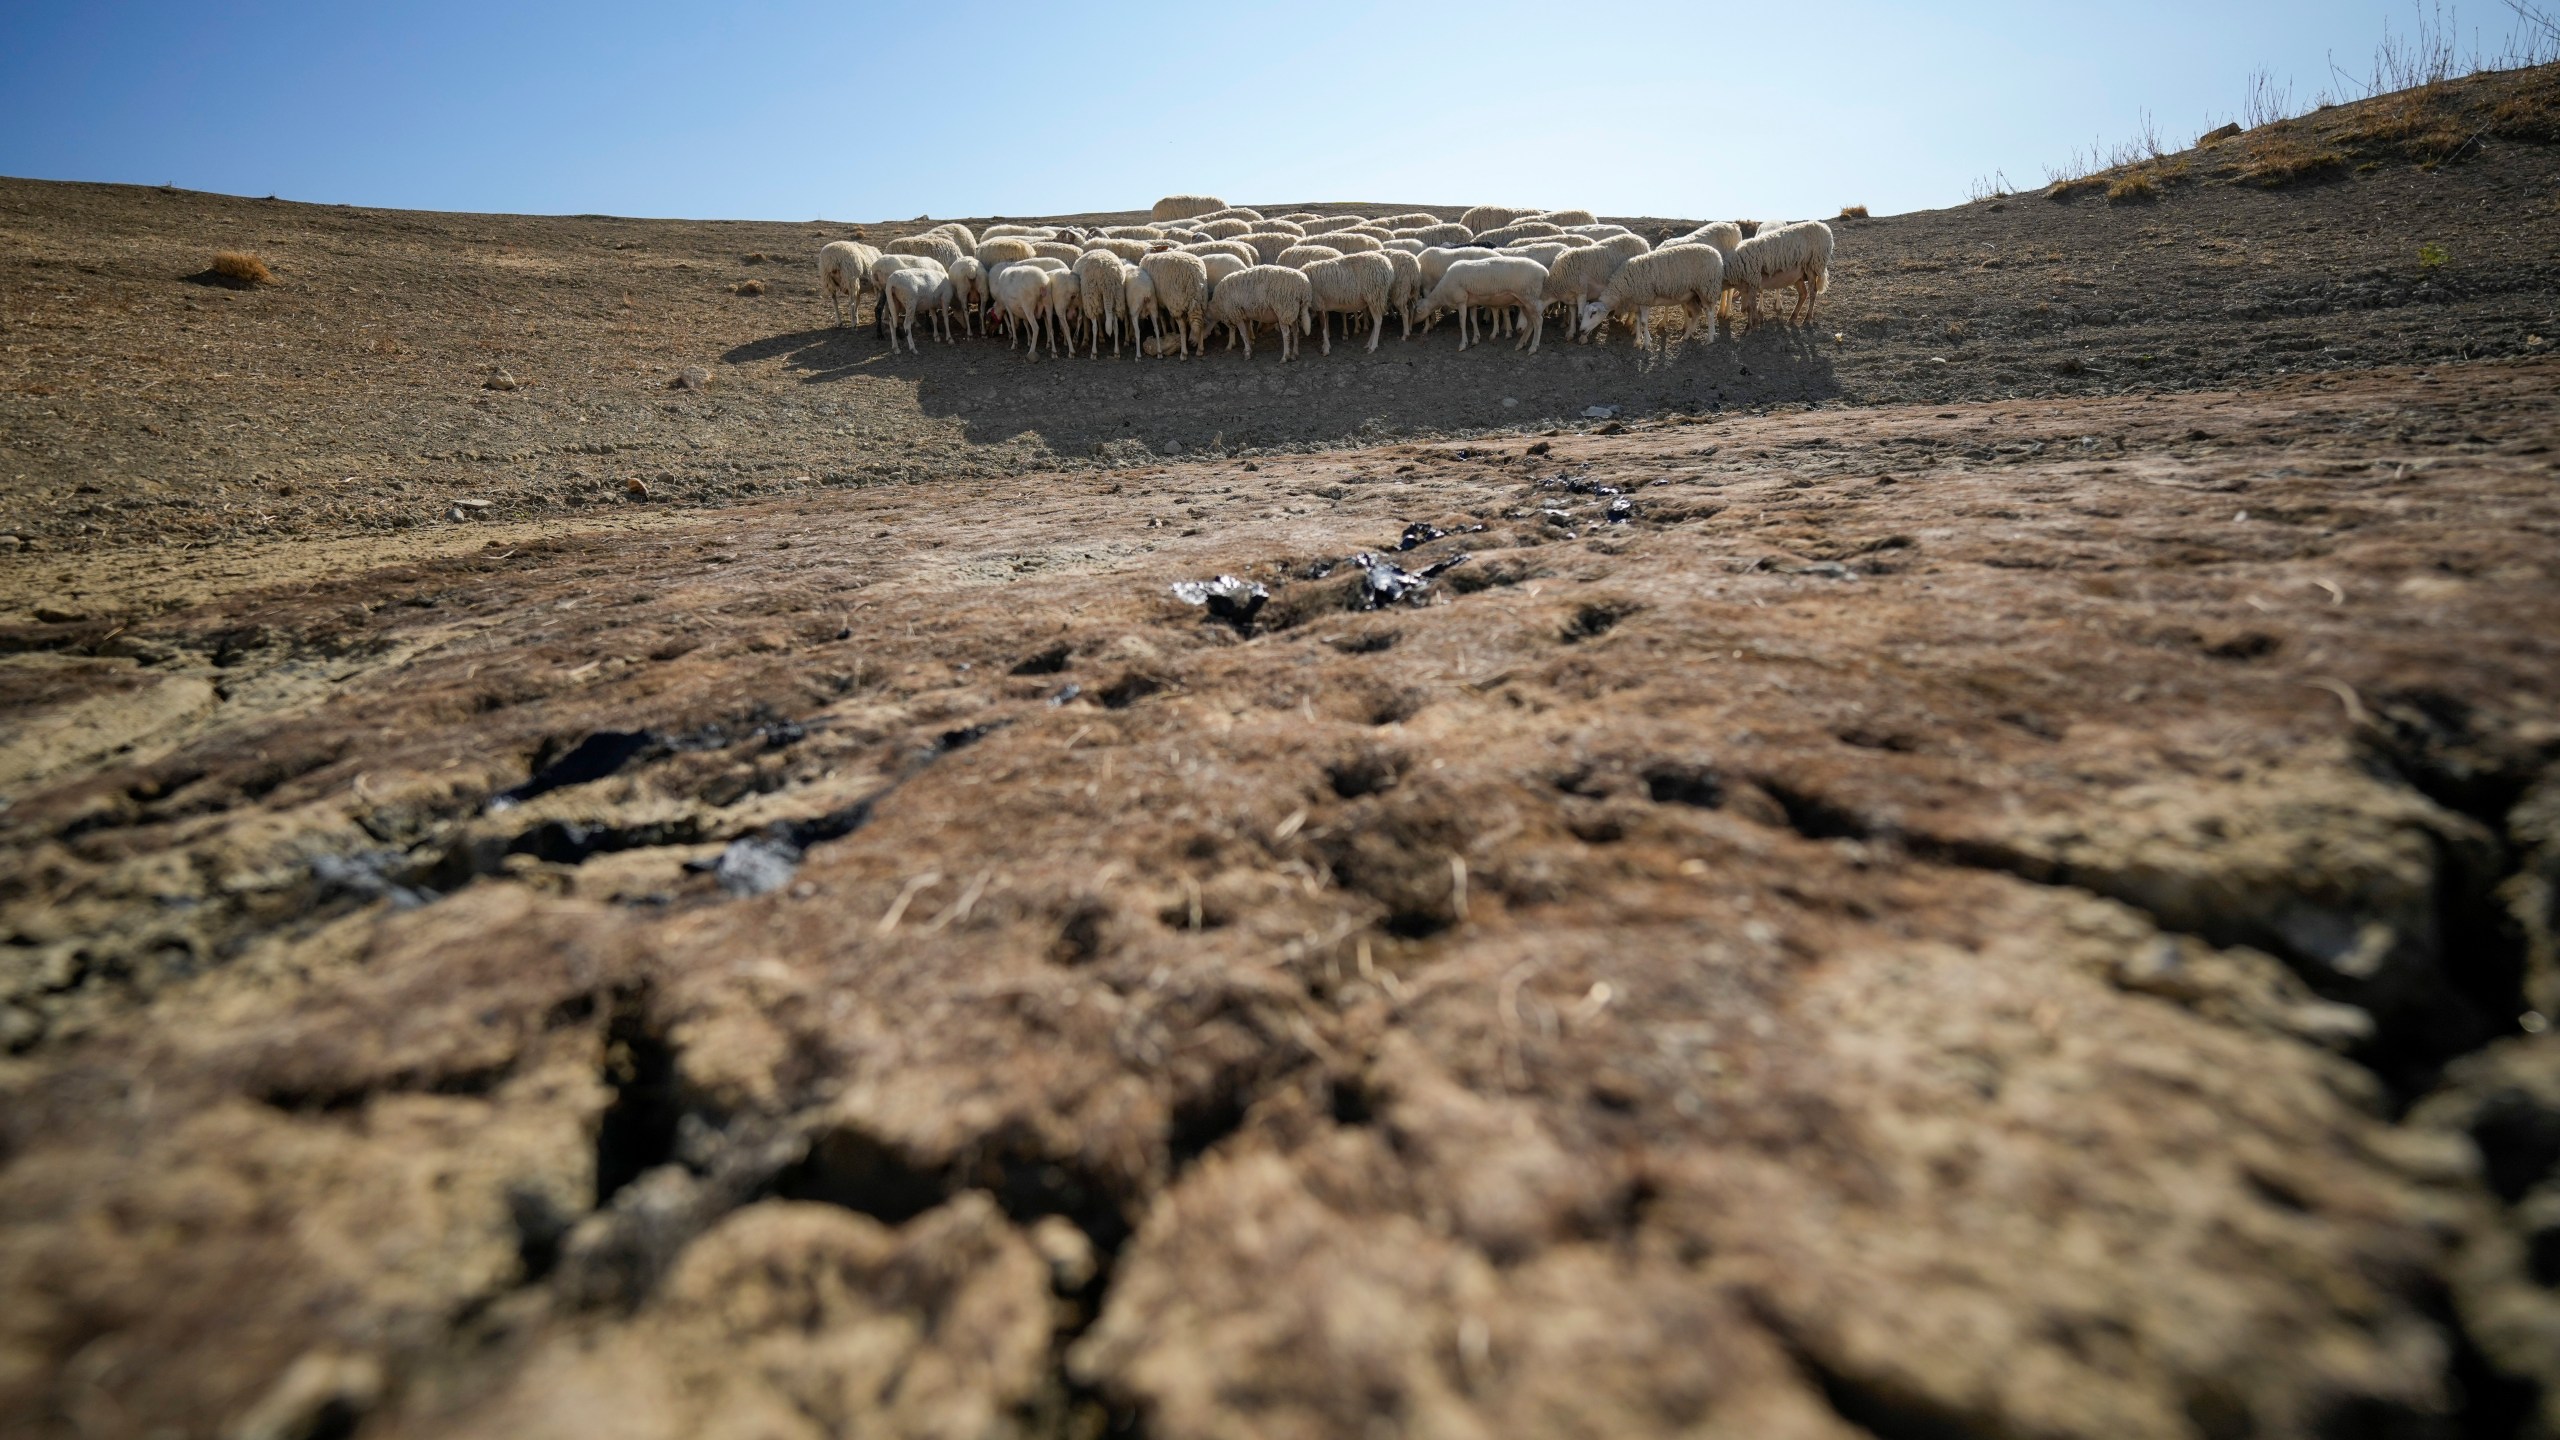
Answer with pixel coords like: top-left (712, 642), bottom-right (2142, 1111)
top-left (0, 1), bottom-right (2543, 222)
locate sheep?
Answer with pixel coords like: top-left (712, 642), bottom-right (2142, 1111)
top-left (924, 222), bottom-right (978, 252)
top-left (1258, 218), bottom-right (1307, 237)
top-left (1043, 268), bottom-right (1085, 354)
top-left (1302, 252), bottom-right (1395, 354)
top-left (1237, 232), bottom-right (1302, 264)
top-left (817, 240), bottom-right (880, 327)
top-left (868, 252), bottom-right (946, 337)
top-left (1196, 218), bottom-right (1253, 240)
top-left (1179, 239), bottom-right (1257, 265)
top-left (883, 265), bottom-right (953, 353)
top-left (1527, 208), bottom-right (1598, 227)
top-left (1723, 220), bottom-right (1834, 328)
top-left (1413, 254), bottom-right (1551, 351)
top-left (1322, 232), bottom-right (1385, 253)
top-left (1382, 246), bottom-right (1422, 338)
top-left (1460, 204), bottom-right (1535, 232)
top-left (1474, 220), bottom-right (1565, 247)
top-left (1100, 224), bottom-right (1169, 239)
top-left (989, 262), bottom-right (1056, 359)
top-left (1564, 223), bottom-right (1634, 240)
top-left (1206, 264), bottom-right (1313, 360)
top-left (1416, 245), bottom-right (1493, 293)
top-left (1376, 212), bottom-right (1444, 229)
top-left (1083, 236), bottom-right (1153, 262)
top-left (1580, 243), bottom-right (1724, 349)
top-left (1300, 216), bottom-right (1370, 236)
top-left (1197, 206), bottom-right (1265, 224)
top-left (1673, 221), bottom-right (1744, 257)
top-left (976, 236), bottom-right (1038, 269)
top-left (1276, 244), bottom-right (1344, 270)
top-left (1407, 222), bottom-right (1472, 246)
top-left (1069, 250), bottom-right (1128, 356)
top-left (1384, 238), bottom-right (1427, 255)
top-left (1201, 252), bottom-right (1248, 289)
top-left (982, 224), bottom-right (1056, 240)
top-left (1123, 262), bottom-right (1158, 350)
top-left (948, 255), bottom-right (987, 335)
top-left (1138, 249), bottom-right (1210, 358)
top-left (1540, 243), bottom-right (1633, 335)
top-left (1031, 240), bottom-right (1083, 263)
top-left (1273, 212), bottom-right (1324, 224)
top-left (885, 233), bottom-right (965, 271)
top-left (1151, 194), bottom-right (1226, 221)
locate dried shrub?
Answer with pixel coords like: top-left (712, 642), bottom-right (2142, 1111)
top-left (733, 279), bottom-right (766, 296)
top-left (208, 251), bottom-right (272, 286)
top-left (2046, 175), bottom-right (2109, 201)
top-left (2106, 173), bottom-right (2160, 203)
top-left (1838, 204), bottom-right (1870, 219)
top-left (2232, 137), bottom-right (2350, 186)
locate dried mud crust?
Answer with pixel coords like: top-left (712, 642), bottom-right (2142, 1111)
top-left (4, 66), bottom-right (2558, 555)
top-left (2, 357), bottom-right (2558, 1438)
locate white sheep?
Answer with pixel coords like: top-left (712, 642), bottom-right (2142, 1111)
top-left (1123, 262), bottom-right (1158, 350)
top-left (1259, 219), bottom-right (1307, 236)
top-left (1527, 208), bottom-right (1598, 227)
top-left (989, 262), bottom-right (1054, 359)
top-left (1299, 216), bottom-right (1369, 236)
top-left (948, 255), bottom-right (986, 335)
top-left (867, 252), bottom-right (946, 337)
top-left (1206, 264), bottom-right (1313, 360)
top-left (1100, 224), bottom-right (1169, 239)
top-left (1381, 247), bottom-right (1422, 337)
top-left (1030, 240), bottom-right (1083, 263)
top-left (1197, 205), bottom-right (1265, 224)
top-left (1320, 232), bottom-right (1385, 253)
top-left (886, 233), bottom-right (965, 270)
top-left (1237, 232), bottom-right (1302, 264)
top-left (1580, 243), bottom-right (1724, 349)
top-left (817, 240), bottom-right (880, 328)
top-left (1414, 255), bottom-right (1550, 351)
top-left (1460, 204), bottom-right (1534, 232)
top-left (1541, 244), bottom-right (1634, 338)
top-left (976, 236), bottom-right (1038, 268)
top-left (1276, 243), bottom-right (1344, 270)
top-left (1375, 212), bottom-right (1443, 229)
top-left (1201, 252), bottom-right (1248, 289)
top-left (1071, 249), bottom-right (1128, 356)
top-left (1178, 239), bottom-right (1258, 265)
top-left (924, 222), bottom-right (978, 252)
top-left (1150, 194), bottom-right (1226, 221)
top-left (1044, 267), bottom-right (1085, 353)
top-left (1196, 218), bottom-right (1253, 239)
top-left (1138, 249), bottom-right (1210, 358)
top-left (1474, 220), bottom-right (1565, 248)
top-left (1384, 238), bottom-right (1428, 255)
top-left (1083, 236), bottom-right (1153, 262)
top-left (1724, 220), bottom-right (1834, 328)
top-left (883, 265), bottom-right (953, 353)
top-left (1304, 252), bottom-right (1395, 354)
top-left (1407, 222), bottom-right (1473, 246)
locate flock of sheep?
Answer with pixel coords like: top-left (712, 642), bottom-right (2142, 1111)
top-left (815, 195), bottom-right (1836, 361)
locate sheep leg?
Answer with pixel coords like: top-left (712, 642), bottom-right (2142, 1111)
top-left (1365, 301), bottom-right (1382, 352)
top-left (1524, 297), bottom-right (1542, 353)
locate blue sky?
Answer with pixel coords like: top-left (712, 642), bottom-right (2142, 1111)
top-left (0, 2), bottom-right (2542, 221)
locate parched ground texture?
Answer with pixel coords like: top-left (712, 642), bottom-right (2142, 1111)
top-left (3, 63), bottom-right (2560, 1440)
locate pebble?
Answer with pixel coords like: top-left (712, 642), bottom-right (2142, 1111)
top-left (483, 368), bottom-right (519, 392)
top-left (626, 478), bottom-right (650, 498)
top-left (670, 366), bottom-right (711, 390)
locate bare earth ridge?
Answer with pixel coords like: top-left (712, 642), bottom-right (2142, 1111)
top-left (3, 64), bottom-right (2560, 1440)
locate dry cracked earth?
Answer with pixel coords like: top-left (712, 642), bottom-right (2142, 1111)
top-left (4, 65), bottom-right (2560, 1440)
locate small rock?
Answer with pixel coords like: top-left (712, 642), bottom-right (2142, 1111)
top-left (669, 366), bottom-right (711, 391)
top-left (626, 478), bottom-right (650, 499)
top-left (0, 535), bottom-right (19, 552)
top-left (733, 279), bottom-right (765, 297)
top-left (452, 497), bottom-right (491, 511)
top-left (1030, 1216), bottom-right (1097, 1293)
top-left (33, 606), bottom-right (85, 625)
top-left (1582, 405), bottom-right (1620, 419)
top-left (1501, 397), bottom-right (1520, 408)
top-left (483, 367), bottom-right (519, 392)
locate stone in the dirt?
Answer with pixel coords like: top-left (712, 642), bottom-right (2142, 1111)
top-left (626, 477), bottom-right (649, 498)
top-left (1606, 496), bottom-right (1635, 523)
top-left (669, 366), bottom-right (711, 390)
top-left (32, 606), bottom-right (84, 624)
top-left (1583, 405), bottom-right (1620, 419)
top-left (483, 368), bottom-right (518, 392)
top-left (1171, 575), bottom-right (1269, 630)
top-left (1352, 551), bottom-right (1469, 608)
top-left (1397, 521), bottom-right (1447, 551)
top-left (702, 836), bottom-right (801, 897)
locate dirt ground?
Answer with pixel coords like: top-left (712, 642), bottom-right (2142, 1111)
top-left (3, 64), bottom-right (2560, 1440)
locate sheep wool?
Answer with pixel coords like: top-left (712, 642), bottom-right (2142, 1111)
top-left (1196, 206), bottom-right (1266, 224)
top-left (988, 263), bottom-right (1052, 358)
top-left (1204, 264), bottom-right (1314, 360)
top-left (1070, 250), bottom-right (1128, 356)
top-left (1724, 220), bottom-right (1834, 328)
top-left (1528, 208), bottom-right (1598, 227)
top-left (1587, 243), bottom-right (1725, 349)
top-left (1459, 204), bottom-right (1535, 233)
top-left (1196, 219), bottom-right (1254, 240)
top-left (885, 233), bottom-right (965, 270)
top-left (1541, 243), bottom-right (1635, 325)
top-left (816, 240), bottom-right (880, 327)
top-left (1201, 252), bottom-right (1248, 288)
top-left (1474, 220), bottom-right (1565, 248)
top-left (947, 255), bottom-right (987, 335)
top-left (1237, 232), bottom-right (1302, 264)
top-left (1276, 244), bottom-right (1344, 271)
top-left (975, 237), bottom-right (1038, 268)
top-left (1082, 236), bottom-right (1152, 262)
top-left (1381, 247), bottom-right (1422, 338)
top-left (1322, 232), bottom-right (1385, 254)
top-left (1303, 251), bottom-right (1396, 354)
top-left (923, 222), bottom-right (978, 252)
top-left (1150, 194), bottom-right (1226, 222)
top-left (1178, 240), bottom-right (1258, 265)
top-left (882, 267), bottom-right (951, 353)
top-left (1414, 254), bottom-right (1551, 352)
top-left (1138, 249), bottom-right (1211, 358)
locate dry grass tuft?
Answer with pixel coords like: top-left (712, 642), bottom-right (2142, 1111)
top-left (1838, 204), bottom-right (1870, 219)
top-left (2046, 175), bottom-right (2109, 201)
top-left (2230, 136), bottom-right (2350, 186)
top-left (2106, 173), bottom-right (2160, 203)
top-left (208, 251), bottom-right (273, 287)
top-left (733, 279), bottom-right (767, 297)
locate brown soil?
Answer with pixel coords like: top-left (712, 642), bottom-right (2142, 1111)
top-left (4, 65), bottom-right (2560, 1440)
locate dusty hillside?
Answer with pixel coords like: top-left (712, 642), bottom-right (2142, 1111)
top-left (2, 63), bottom-right (2559, 1440)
